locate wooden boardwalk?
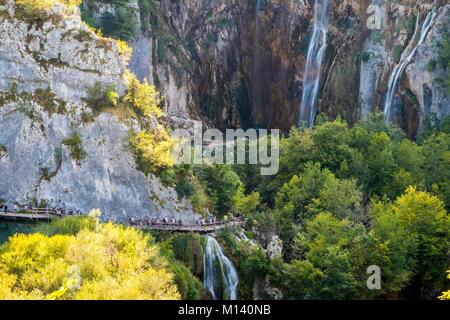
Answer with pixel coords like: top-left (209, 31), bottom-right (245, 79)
top-left (0, 208), bottom-right (244, 233)
top-left (133, 219), bottom-right (244, 234)
top-left (0, 210), bottom-right (59, 222)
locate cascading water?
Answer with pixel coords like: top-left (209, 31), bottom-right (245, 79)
top-left (203, 236), bottom-right (239, 300)
top-left (252, 0), bottom-right (262, 114)
top-left (384, 7), bottom-right (438, 122)
top-left (299, 0), bottom-right (331, 128)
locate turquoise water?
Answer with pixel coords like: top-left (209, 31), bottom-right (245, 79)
top-left (0, 221), bottom-right (37, 244)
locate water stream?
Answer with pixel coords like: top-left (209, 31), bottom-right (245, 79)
top-left (299, 0), bottom-right (331, 127)
top-left (383, 7), bottom-right (438, 121)
top-left (203, 236), bottom-right (239, 300)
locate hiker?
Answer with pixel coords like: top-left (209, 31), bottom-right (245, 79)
top-left (3, 204), bottom-right (7, 214)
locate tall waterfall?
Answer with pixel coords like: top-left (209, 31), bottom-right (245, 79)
top-left (384, 8), bottom-right (438, 121)
top-left (299, 0), bottom-right (331, 127)
top-left (252, 0), bottom-right (262, 113)
top-left (203, 236), bottom-right (239, 300)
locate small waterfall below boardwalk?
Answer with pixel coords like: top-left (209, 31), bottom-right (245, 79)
top-left (384, 8), bottom-right (438, 122)
top-left (299, 0), bottom-right (331, 128)
top-left (203, 236), bottom-right (239, 300)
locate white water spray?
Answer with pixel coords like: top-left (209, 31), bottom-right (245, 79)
top-left (203, 236), bottom-right (239, 300)
top-left (384, 8), bottom-right (438, 121)
top-left (299, 0), bottom-right (331, 127)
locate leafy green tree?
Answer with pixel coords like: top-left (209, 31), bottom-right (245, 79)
top-left (371, 187), bottom-right (450, 297)
top-left (287, 213), bottom-right (370, 299)
top-left (232, 185), bottom-right (260, 216)
top-left (275, 162), bottom-right (362, 223)
top-left (364, 132), bottom-right (397, 198)
top-left (421, 133), bottom-right (450, 210)
top-left (310, 117), bottom-right (352, 173)
top-left (259, 127), bottom-right (314, 203)
top-left (196, 165), bottom-right (242, 216)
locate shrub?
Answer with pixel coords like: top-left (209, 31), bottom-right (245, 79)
top-left (124, 75), bottom-right (163, 119)
top-left (129, 129), bottom-right (175, 174)
top-left (86, 82), bottom-right (119, 113)
top-left (116, 39), bottom-right (133, 64)
top-left (0, 144), bottom-right (6, 157)
top-left (62, 132), bottom-right (86, 165)
top-left (15, 0), bottom-right (81, 21)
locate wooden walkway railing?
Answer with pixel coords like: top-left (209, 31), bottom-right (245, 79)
top-left (0, 208), bottom-right (244, 233)
top-left (0, 209), bottom-right (62, 221)
top-left (132, 218), bottom-right (245, 233)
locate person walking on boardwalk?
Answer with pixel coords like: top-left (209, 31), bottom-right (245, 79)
top-left (3, 204), bottom-right (7, 214)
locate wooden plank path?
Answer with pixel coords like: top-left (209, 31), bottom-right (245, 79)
top-left (133, 219), bottom-right (245, 234)
top-left (0, 210), bottom-right (60, 221)
top-left (0, 208), bottom-right (244, 233)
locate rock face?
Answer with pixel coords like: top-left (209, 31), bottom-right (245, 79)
top-left (0, 2), bottom-right (199, 223)
top-left (0, 4), bottom-right (126, 104)
top-left (89, 0), bottom-right (449, 135)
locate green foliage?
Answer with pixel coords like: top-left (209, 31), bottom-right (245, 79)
top-left (170, 233), bottom-right (204, 277)
top-left (62, 131), bottom-right (86, 165)
top-left (124, 75), bottom-right (163, 119)
top-left (15, 0), bottom-right (81, 21)
top-left (80, 0), bottom-right (137, 41)
top-left (216, 230), bottom-right (271, 300)
top-left (234, 115), bottom-right (450, 300)
top-left (422, 133), bottom-right (450, 210)
top-left (86, 82), bottom-right (119, 114)
top-left (275, 162), bottom-right (362, 224)
top-left (196, 165), bottom-right (242, 216)
top-left (370, 187), bottom-right (450, 296)
top-left (0, 213), bottom-right (180, 300)
top-left (129, 128), bottom-right (175, 174)
top-left (232, 185), bottom-right (260, 216)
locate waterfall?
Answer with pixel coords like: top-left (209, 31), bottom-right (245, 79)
top-left (299, 0), bottom-right (331, 128)
top-left (383, 8), bottom-right (438, 122)
top-left (203, 236), bottom-right (239, 300)
top-left (252, 0), bottom-right (262, 114)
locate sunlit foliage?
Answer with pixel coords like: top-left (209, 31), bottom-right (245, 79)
top-left (0, 211), bottom-right (180, 300)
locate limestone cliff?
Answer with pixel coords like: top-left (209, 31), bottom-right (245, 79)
top-left (0, 1), bottom-right (198, 222)
top-left (86, 0), bottom-right (449, 136)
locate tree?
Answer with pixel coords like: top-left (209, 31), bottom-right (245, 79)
top-left (287, 213), bottom-right (369, 299)
top-left (310, 118), bottom-right (352, 173)
top-left (125, 75), bottom-right (164, 119)
top-left (364, 132), bottom-right (397, 197)
top-left (422, 133), bottom-right (450, 210)
top-left (259, 127), bottom-right (314, 203)
top-left (275, 162), bottom-right (362, 223)
top-left (371, 187), bottom-right (450, 297)
top-left (232, 185), bottom-right (260, 216)
top-left (0, 212), bottom-right (180, 300)
top-left (129, 128), bottom-right (176, 173)
top-left (196, 165), bottom-right (243, 216)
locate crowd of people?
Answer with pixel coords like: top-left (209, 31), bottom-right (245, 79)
top-left (128, 215), bottom-right (220, 227)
